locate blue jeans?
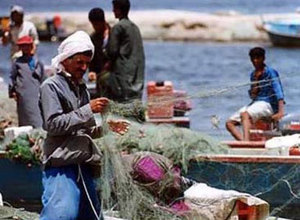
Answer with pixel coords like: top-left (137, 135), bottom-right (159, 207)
top-left (40, 165), bottom-right (102, 220)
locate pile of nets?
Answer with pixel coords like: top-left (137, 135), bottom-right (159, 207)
top-left (0, 95), bottom-right (17, 142)
top-left (92, 101), bottom-right (229, 219)
top-left (0, 205), bottom-right (39, 220)
top-left (5, 129), bottom-right (45, 166)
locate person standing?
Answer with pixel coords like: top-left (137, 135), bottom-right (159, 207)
top-left (226, 47), bottom-right (284, 141)
top-left (9, 35), bottom-right (46, 128)
top-left (88, 7), bottom-right (111, 98)
top-left (106, 0), bottom-right (145, 102)
top-left (2, 5), bottom-right (39, 59)
top-left (39, 31), bottom-right (129, 220)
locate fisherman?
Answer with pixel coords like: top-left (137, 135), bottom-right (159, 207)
top-left (87, 7), bottom-right (111, 98)
top-left (1, 5), bottom-right (39, 60)
top-left (9, 35), bottom-right (46, 128)
top-left (106, 0), bottom-right (145, 102)
top-left (39, 31), bottom-right (129, 220)
top-left (226, 47), bottom-right (284, 141)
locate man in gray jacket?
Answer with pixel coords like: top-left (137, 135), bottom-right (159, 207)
top-left (106, 0), bottom-right (145, 102)
top-left (39, 31), bottom-right (129, 220)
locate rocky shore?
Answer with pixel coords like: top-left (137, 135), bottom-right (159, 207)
top-left (26, 10), bottom-right (300, 42)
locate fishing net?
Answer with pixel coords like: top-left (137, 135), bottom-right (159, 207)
top-left (5, 129), bottom-right (45, 166)
top-left (0, 95), bottom-right (17, 143)
top-left (0, 205), bottom-right (39, 220)
top-left (92, 101), bottom-right (229, 220)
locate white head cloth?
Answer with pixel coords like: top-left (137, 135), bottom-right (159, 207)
top-left (11, 5), bottom-right (24, 14)
top-left (51, 30), bottom-right (94, 70)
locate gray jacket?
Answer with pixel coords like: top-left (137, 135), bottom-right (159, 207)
top-left (39, 72), bottom-right (102, 170)
top-left (9, 56), bottom-right (46, 128)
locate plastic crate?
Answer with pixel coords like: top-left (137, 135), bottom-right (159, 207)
top-left (147, 81), bottom-right (173, 118)
top-left (237, 200), bottom-right (257, 220)
top-left (249, 119), bottom-right (276, 141)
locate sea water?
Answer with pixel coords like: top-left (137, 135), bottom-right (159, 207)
top-left (1, 41), bottom-right (300, 140)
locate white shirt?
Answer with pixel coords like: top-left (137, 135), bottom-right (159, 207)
top-left (10, 20), bottom-right (39, 58)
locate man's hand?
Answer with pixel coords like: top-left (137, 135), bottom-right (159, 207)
top-left (272, 100), bottom-right (284, 122)
top-left (271, 112), bottom-right (284, 121)
top-left (11, 92), bottom-right (18, 102)
top-left (249, 85), bottom-right (259, 99)
top-left (108, 119), bottom-right (130, 135)
top-left (103, 61), bottom-right (111, 72)
top-left (1, 28), bottom-right (10, 45)
top-left (88, 71), bottom-right (97, 82)
top-left (90, 97), bottom-right (109, 113)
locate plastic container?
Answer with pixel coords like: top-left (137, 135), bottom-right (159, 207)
top-left (289, 146), bottom-right (300, 155)
top-left (237, 200), bottom-right (258, 220)
top-left (147, 81), bottom-right (173, 118)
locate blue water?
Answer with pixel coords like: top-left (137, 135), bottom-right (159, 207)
top-left (1, 0), bottom-right (300, 15)
top-left (1, 41), bottom-right (300, 140)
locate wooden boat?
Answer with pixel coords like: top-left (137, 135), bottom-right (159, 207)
top-left (186, 146), bottom-right (300, 219)
top-left (263, 19), bottom-right (300, 47)
top-left (186, 115), bottom-right (300, 219)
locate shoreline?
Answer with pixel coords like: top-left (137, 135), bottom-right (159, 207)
top-left (26, 10), bottom-right (300, 42)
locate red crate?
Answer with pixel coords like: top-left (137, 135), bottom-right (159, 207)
top-left (237, 200), bottom-right (258, 220)
top-left (249, 119), bottom-right (275, 141)
top-left (147, 81), bottom-right (174, 118)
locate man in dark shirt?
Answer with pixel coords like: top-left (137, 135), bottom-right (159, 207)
top-left (88, 8), bottom-right (110, 97)
top-left (106, 0), bottom-right (145, 102)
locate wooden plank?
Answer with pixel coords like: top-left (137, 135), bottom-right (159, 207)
top-left (222, 140), bottom-right (266, 148)
top-left (191, 154), bottom-right (300, 164)
top-left (146, 116), bottom-right (190, 128)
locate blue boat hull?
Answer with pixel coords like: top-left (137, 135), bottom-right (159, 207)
top-left (186, 155), bottom-right (300, 219)
top-left (267, 31), bottom-right (300, 47)
top-left (264, 20), bottom-right (300, 47)
top-left (0, 157), bottom-right (43, 211)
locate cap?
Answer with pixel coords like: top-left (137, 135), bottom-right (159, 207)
top-left (11, 5), bottom-right (24, 14)
top-left (17, 36), bottom-right (33, 45)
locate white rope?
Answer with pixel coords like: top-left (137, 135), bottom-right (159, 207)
top-left (78, 164), bottom-right (101, 220)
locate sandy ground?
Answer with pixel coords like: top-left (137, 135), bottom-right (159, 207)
top-left (26, 10), bottom-right (300, 42)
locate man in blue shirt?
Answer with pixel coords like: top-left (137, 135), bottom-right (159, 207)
top-left (226, 47), bottom-right (284, 141)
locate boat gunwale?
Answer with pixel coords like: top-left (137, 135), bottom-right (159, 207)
top-left (191, 154), bottom-right (300, 164)
top-left (263, 25), bottom-right (300, 39)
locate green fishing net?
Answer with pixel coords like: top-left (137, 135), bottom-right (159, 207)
top-left (0, 205), bottom-right (39, 220)
top-left (5, 130), bottom-right (45, 166)
top-left (0, 96), bottom-right (17, 143)
top-left (92, 101), bottom-right (229, 220)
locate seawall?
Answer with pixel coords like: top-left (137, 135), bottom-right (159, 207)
top-left (26, 10), bottom-right (300, 42)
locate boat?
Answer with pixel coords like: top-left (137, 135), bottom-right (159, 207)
top-left (186, 113), bottom-right (300, 219)
top-left (263, 19), bottom-right (300, 47)
top-left (37, 15), bottom-right (68, 42)
top-left (186, 152), bottom-right (300, 219)
top-left (0, 151), bottom-right (43, 211)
